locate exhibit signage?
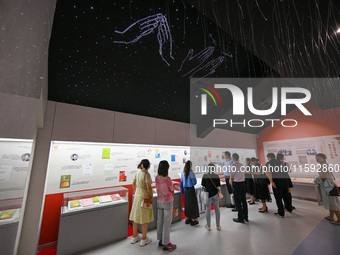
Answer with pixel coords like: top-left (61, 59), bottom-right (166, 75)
top-left (44, 141), bottom-right (256, 195)
top-left (0, 138), bottom-right (33, 200)
top-left (263, 135), bottom-right (340, 178)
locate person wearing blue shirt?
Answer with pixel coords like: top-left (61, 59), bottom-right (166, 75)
top-left (181, 160), bottom-right (199, 226)
top-left (212, 151), bottom-right (235, 208)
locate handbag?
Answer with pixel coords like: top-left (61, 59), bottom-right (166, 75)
top-left (207, 174), bottom-right (224, 199)
top-left (140, 198), bottom-right (153, 209)
top-left (140, 172), bottom-right (153, 209)
top-left (172, 207), bottom-right (179, 217)
top-left (329, 186), bottom-right (340, 196)
top-left (200, 187), bottom-right (209, 205)
top-left (329, 173), bottom-right (340, 196)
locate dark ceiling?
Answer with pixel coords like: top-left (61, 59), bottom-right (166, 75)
top-left (48, 0), bottom-right (340, 135)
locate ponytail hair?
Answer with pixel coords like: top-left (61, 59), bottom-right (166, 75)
top-left (138, 159), bottom-right (150, 170)
top-left (184, 160), bottom-right (192, 179)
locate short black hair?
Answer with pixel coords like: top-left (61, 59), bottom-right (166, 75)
top-left (316, 153), bottom-right (326, 159)
top-left (250, 157), bottom-right (257, 162)
top-left (267, 153), bottom-right (275, 159)
top-left (225, 151), bottom-right (231, 157)
top-left (232, 153), bottom-right (239, 161)
top-left (158, 160), bottom-right (170, 176)
top-left (276, 153), bottom-right (284, 161)
top-left (207, 163), bottom-right (216, 173)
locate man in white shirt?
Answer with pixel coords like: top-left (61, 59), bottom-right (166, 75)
top-left (230, 153), bottom-right (248, 223)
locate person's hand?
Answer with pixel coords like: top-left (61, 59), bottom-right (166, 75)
top-left (229, 179), bottom-right (233, 186)
top-left (190, 56), bottom-right (225, 78)
top-left (179, 46), bottom-right (214, 76)
top-left (157, 17), bottom-right (174, 66)
top-left (272, 182), bottom-right (277, 188)
top-left (113, 14), bottom-right (163, 44)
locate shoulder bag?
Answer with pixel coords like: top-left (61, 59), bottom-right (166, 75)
top-left (328, 173), bottom-right (340, 196)
top-left (172, 206), bottom-right (179, 217)
top-left (208, 174), bottom-right (224, 199)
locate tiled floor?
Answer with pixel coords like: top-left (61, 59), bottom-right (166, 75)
top-left (78, 198), bottom-right (338, 255)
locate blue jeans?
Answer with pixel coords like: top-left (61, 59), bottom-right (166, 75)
top-left (205, 194), bottom-right (220, 227)
top-left (157, 201), bottom-right (173, 245)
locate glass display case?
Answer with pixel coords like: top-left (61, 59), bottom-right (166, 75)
top-left (61, 187), bottom-right (128, 214)
top-left (57, 186), bottom-right (129, 255)
top-left (0, 198), bottom-right (23, 225)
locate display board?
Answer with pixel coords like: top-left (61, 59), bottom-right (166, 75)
top-left (263, 135), bottom-right (340, 178)
top-left (0, 138), bottom-right (33, 200)
top-left (45, 141), bottom-right (190, 195)
top-left (190, 147), bottom-right (257, 172)
top-left (45, 141), bottom-right (257, 195)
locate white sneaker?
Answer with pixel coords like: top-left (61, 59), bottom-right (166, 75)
top-left (140, 236), bottom-right (152, 247)
top-left (131, 235), bottom-right (141, 244)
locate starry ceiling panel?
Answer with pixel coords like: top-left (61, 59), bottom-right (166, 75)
top-left (48, 0), bottom-right (270, 123)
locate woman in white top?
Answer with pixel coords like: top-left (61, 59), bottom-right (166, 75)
top-left (316, 153), bottom-right (340, 225)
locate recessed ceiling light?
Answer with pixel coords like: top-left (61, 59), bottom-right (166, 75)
top-left (337, 28), bottom-right (340, 33)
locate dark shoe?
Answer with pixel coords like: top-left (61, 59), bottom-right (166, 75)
top-left (249, 202), bottom-right (255, 205)
top-left (274, 213), bottom-right (284, 218)
top-left (258, 206), bottom-right (268, 211)
top-left (292, 206), bottom-right (296, 210)
top-left (324, 216), bottom-right (334, 221)
top-left (232, 208), bottom-right (238, 212)
top-left (158, 240), bottom-right (163, 247)
top-left (226, 205), bottom-right (235, 208)
top-left (233, 218), bottom-right (245, 223)
top-left (191, 220), bottom-right (199, 226)
top-left (244, 218), bottom-right (249, 223)
top-left (185, 219), bottom-right (190, 224)
top-left (163, 243), bottom-right (177, 251)
top-left (258, 207), bottom-right (268, 213)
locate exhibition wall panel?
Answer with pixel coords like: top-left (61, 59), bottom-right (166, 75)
top-left (257, 104), bottom-right (340, 179)
top-left (263, 135), bottom-right (340, 178)
top-left (0, 139), bottom-right (33, 201)
top-left (44, 142), bottom-right (190, 193)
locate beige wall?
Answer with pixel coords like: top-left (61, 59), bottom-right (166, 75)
top-left (46, 101), bottom-right (258, 149)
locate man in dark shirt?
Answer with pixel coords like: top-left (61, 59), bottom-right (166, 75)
top-left (265, 153), bottom-right (292, 217)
